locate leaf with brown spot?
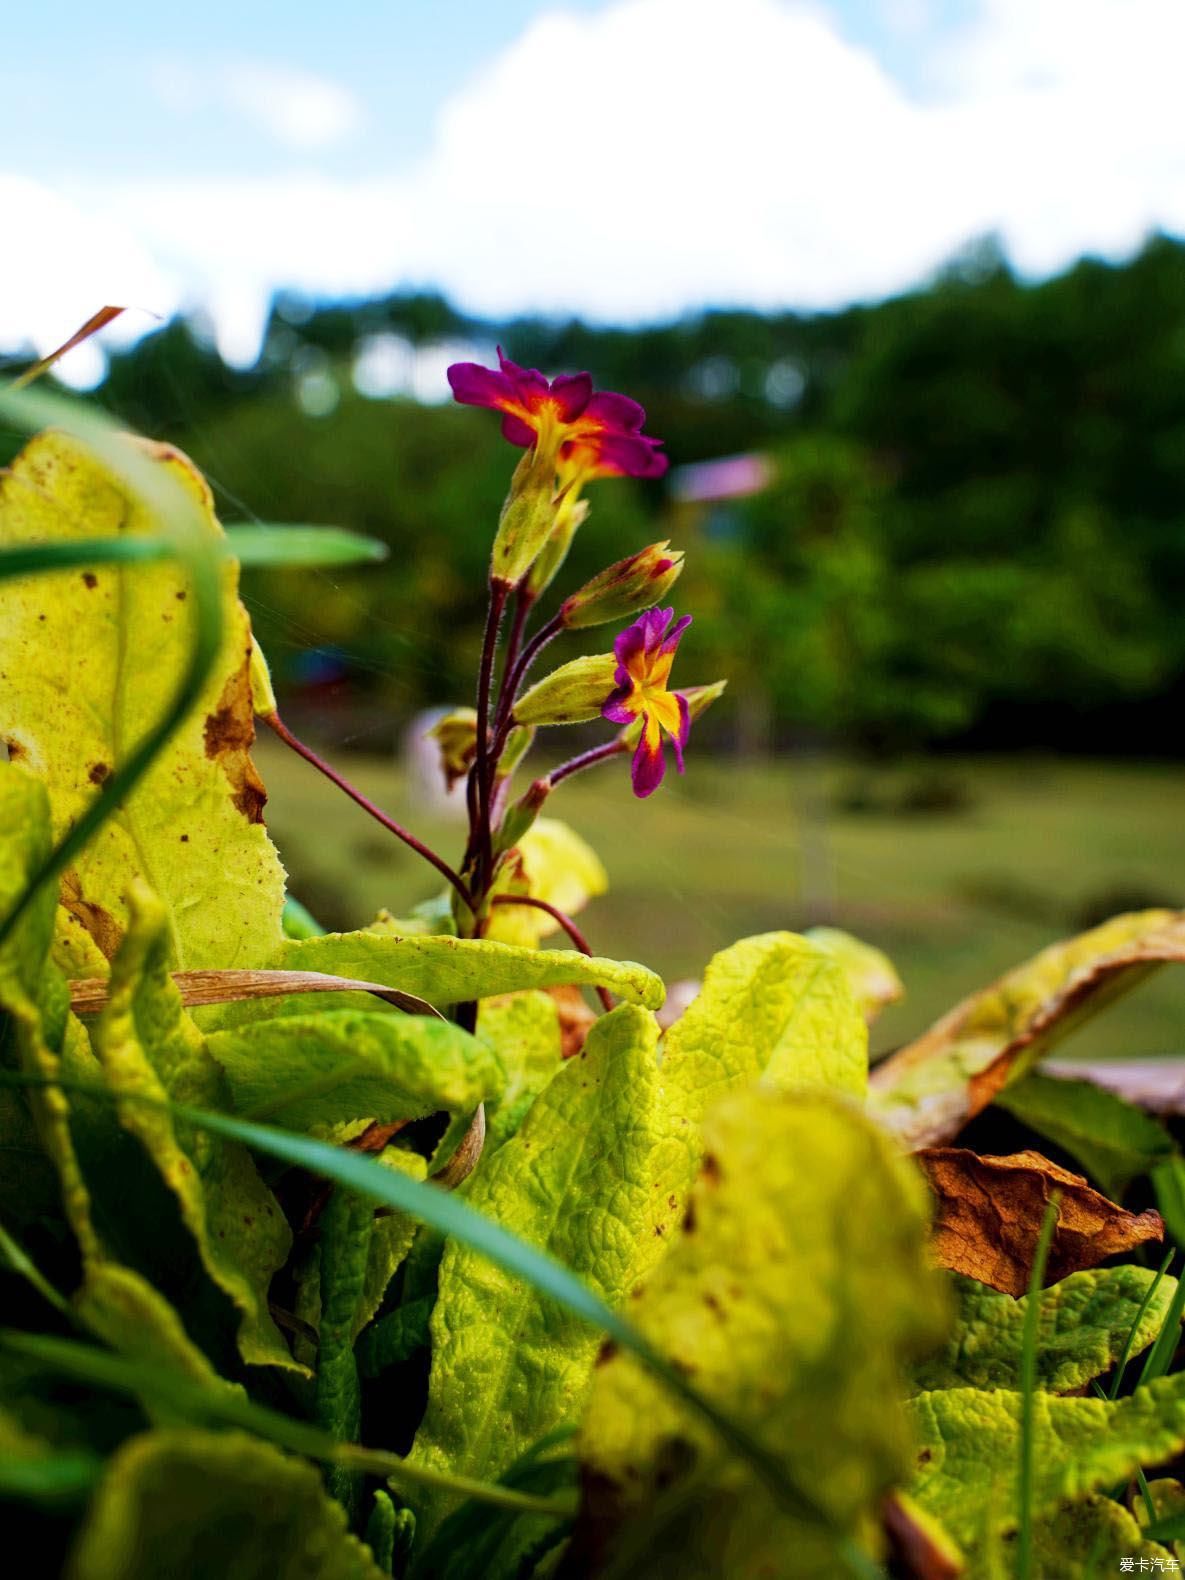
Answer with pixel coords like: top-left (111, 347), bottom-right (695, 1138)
top-left (918, 1148), bottom-right (1164, 1296)
top-left (0, 430), bottom-right (287, 975)
top-left (868, 910), bottom-right (1185, 1149)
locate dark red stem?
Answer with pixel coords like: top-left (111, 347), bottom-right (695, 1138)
top-left (472, 580), bottom-right (510, 890)
top-left (263, 711), bottom-right (474, 910)
top-left (490, 894), bottom-right (614, 1012)
top-left (493, 612), bottom-right (564, 754)
top-left (549, 737), bottom-right (629, 787)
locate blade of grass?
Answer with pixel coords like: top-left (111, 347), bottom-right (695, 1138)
top-left (1139, 1258), bottom-right (1185, 1386)
top-left (1016, 1189), bottom-right (1061, 1580)
top-left (0, 1067), bottom-right (842, 1555)
top-left (1110, 1250), bottom-right (1174, 1398)
top-left (0, 1329), bottom-right (571, 1520)
top-left (0, 1217), bottom-right (74, 1322)
top-left (0, 526), bottom-right (384, 576)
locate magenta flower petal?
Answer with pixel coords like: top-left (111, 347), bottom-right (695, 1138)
top-left (671, 692), bottom-right (691, 771)
top-left (549, 372), bottom-right (594, 422)
top-left (660, 613), bottom-right (692, 657)
top-left (448, 362), bottom-right (517, 410)
top-left (584, 390), bottom-right (647, 433)
top-left (501, 413), bottom-right (536, 448)
top-left (601, 682), bottom-right (636, 726)
top-left (630, 731), bottom-right (666, 798)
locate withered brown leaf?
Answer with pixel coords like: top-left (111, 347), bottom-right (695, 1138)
top-left (918, 1148), bottom-right (1164, 1296)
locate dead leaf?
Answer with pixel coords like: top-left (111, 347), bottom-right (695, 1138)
top-left (882, 1491), bottom-right (964, 1579)
top-left (918, 1148), bottom-right (1164, 1297)
top-left (869, 910), bottom-right (1185, 1149)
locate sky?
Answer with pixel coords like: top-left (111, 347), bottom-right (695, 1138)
top-left (5, 0), bottom-right (1185, 378)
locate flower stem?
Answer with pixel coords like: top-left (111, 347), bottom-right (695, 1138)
top-left (490, 894), bottom-right (614, 1012)
top-left (472, 580), bottom-right (510, 891)
top-left (493, 612), bottom-right (564, 753)
top-left (262, 711), bottom-right (473, 910)
top-left (550, 738), bottom-right (629, 787)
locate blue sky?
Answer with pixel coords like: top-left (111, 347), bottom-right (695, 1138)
top-left (5, 0), bottom-right (1184, 373)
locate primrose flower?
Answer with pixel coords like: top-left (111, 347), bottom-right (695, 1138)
top-left (602, 608), bottom-right (691, 798)
top-left (448, 347), bottom-right (665, 480)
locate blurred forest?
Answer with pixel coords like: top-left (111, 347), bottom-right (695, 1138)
top-left (16, 232), bottom-right (1185, 755)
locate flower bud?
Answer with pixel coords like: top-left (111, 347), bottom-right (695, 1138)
top-left (526, 494), bottom-right (590, 599)
top-left (496, 724), bottom-right (535, 779)
top-left (559, 542), bottom-right (684, 630)
top-left (491, 446), bottom-right (560, 587)
top-left (427, 707), bottom-right (477, 789)
top-left (495, 775), bottom-right (551, 853)
top-left (513, 653), bottom-right (617, 726)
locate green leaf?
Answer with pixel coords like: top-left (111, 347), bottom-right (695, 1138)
top-left (477, 991), bottom-right (564, 1152)
top-left (484, 819), bottom-right (608, 947)
top-left (222, 523), bottom-right (388, 565)
top-left (207, 1008), bottom-right (503, 1132)
top-left (315, 1186), bottom-right (374, 1519)
top-left (1032, 1495), bottom-right (1174, 1577)
top-left (358, 1295), bottom-right (435, 1378)
top-left (0, 1408), bottom-right (101, 1506)
top-left (357, 1149), bottom-right (430, 1337)
top-left (869, 909), bottom-right (1185, 1149)
top-left (0, 428), bottom-right (287, 976)
top-left (575, 1089), bottom-right (947, 1578)
top-left (407, 1004), bottom-right (669, 1534)
top-left (909, 1376), bottom-right (1185, 1558)
top-left (408, 1434), bottom-right (577, 1580)
top-left (995, 1070), bottom-right (1176, 1198)
top-left (804, 925), bottom-right (904, 1024)
top-left (608, 931), bottom-right (871, 1257)
top-left (0, 767), bottom-right (224, 1389)
top-left (1140, 1477), bottom-right (1185, 1547)
top-left (0, 1070), bottom-right (824, 1524)
top-left (66, 1428), bottom-right (386, 1580)
top-left (90, 881), bottom-right (296, 1372)
top-left (911, 1268), bottom-right (1178, 1394)
top-left (276, 931), bottom-right (664, 1013)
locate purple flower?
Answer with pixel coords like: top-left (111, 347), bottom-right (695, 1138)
top-left (601, 608), bottom-right (691, 798)
top-left (447, 347), bottom-right (667, 480)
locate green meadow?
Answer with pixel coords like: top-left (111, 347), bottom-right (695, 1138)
top-left (258, 740), bottom-right (1185, 1060)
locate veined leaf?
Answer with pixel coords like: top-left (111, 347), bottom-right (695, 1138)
top-left (0, 429), bottom-right (287, 977)
top-left (869, 909), bottom-right (1185, 1149)
top-left (804, 925), bottom-right (904, 1025)
top-left (574, 1089), bottom-right (947, 1579)
top-left (275, 930), bottom-right (664, 1012)
top-left (408, 1005), bottom-right (668, 1535)
top-left (0, 766), bottom-right (222, 1387)
top-left (918, 1148), bottom-right (1163, 1296)
top-left (995, 1069), bottom-right (1176, 1199)
top-left (911, 1267), bottom-right (1177, 1393)
top-left (478, 991), bottom-right (565, 1152)
top-left (909, 1376), bottom-right (1185, 1559)
top-left (90, 881), bottom-right (295, 1372)
top-left (1033, 1495), bottom-right (1173, 1576)
top-left (646, 931), bottom-right (867, 1249)
top-left (66, 1428), bottom-right (386, 1580)
top-left (484, 819), bottom-right (608, 947)
top-left (315, 1187), bottom-right (373, 1519)
top-left (206, 1009), bottom-right (504, 1131)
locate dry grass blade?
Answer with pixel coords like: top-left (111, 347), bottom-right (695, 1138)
top-left (69, 968), bottom-right (444, 1021)
top-left (7, 307), bottom-right (127, 390)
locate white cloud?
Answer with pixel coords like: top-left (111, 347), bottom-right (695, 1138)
top-left (149, 57), bottom-right (362, 151)
top-left (220, 62), bottom-right (362, 150)
top-left (0, 174), bottom-right (180, 374)
top-left (6, 0), bottom-right (1185, 365)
